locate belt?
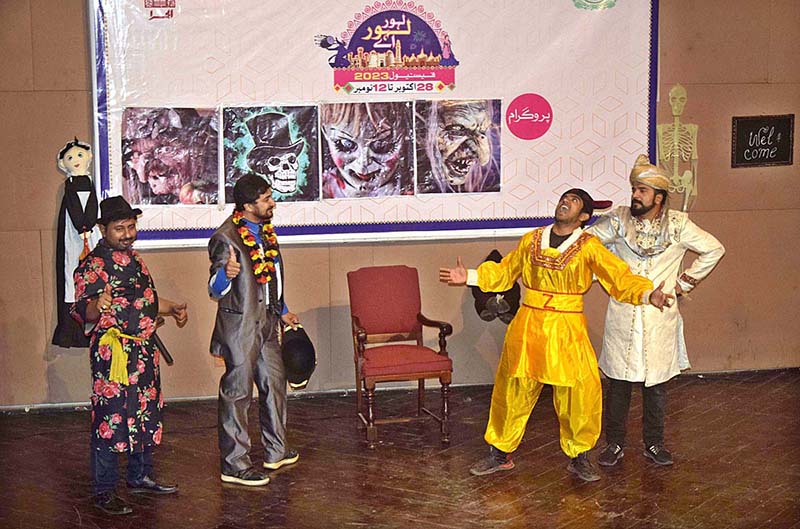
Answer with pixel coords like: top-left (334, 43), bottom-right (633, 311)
top-left (99, 327), bottom-right (143, 385)
top-left (522, 288), bottom-right (583, 313)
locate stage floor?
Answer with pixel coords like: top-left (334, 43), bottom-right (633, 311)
top-left (1, 370), bottom-right (798, 529)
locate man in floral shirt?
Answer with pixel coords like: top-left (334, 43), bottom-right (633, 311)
top-left (71, 196), bottom-right (188, 516)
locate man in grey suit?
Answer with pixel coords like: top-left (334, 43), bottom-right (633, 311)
top-left (208, 173), bottom-right (301, 486)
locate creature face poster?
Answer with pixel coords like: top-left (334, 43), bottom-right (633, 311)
top-left (121, 107), bottom-right (219, 206)
top-left (223, 106), bottom-right (319, 203)
top-left (320, 101), bottom-right (414, 199)
top-left (415, 99), bottom-right (502, 194)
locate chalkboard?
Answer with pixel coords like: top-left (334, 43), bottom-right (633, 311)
top-left (732, 114), bottom-right (794, 168)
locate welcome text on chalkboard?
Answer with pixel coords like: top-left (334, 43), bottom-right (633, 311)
top-left (732, 114), bottom-right (794, 168)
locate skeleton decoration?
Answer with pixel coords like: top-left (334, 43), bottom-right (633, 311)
top-left (656, 84), bottom-right (699, 211)
top-left (245, 112), bottom-right (304, 194)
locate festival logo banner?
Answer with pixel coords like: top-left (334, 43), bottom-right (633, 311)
top-left (315, 2), bottom-right (458, 96)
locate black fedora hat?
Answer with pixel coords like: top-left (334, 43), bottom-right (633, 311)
top-left (98, 195), bottom-right (142, 225)
top-left (281, 325), bottom-right (317, 389)
top-left (471, 249), bottom-right (521, 324)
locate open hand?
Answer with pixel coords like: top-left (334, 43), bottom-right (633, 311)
top-left (439, 257), bottom-right (467, 286)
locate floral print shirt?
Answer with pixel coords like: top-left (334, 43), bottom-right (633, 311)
top-left (71, 240), bottom-right (164, 454)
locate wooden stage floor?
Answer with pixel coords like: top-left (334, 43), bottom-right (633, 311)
top-left (1, 370), bottom-right (798, 529)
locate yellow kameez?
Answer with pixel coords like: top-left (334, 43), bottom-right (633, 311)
top-left (475, 226), bottom-right (652, 457)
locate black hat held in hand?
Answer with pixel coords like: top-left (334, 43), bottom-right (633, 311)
top-left (282, 325), bottom-right (317, 389)
top-left (470, 249), bottom-right (521, 324)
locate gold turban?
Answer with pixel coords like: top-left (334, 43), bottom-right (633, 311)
top-left (629, 154), bottom-right (670, 191)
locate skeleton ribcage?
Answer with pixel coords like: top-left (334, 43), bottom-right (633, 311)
top-left (659, 125), bottom-right (694, 174)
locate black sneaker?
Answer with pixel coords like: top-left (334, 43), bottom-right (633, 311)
top-left (221, 467), bottom-right (270, 486)
top-left (263, 449), bottom-right (299, 470)
top-left (598, 443), bottom-right (625, 467)
top-left (469, 447), bottom-right (515, 476)
top-left (643, 445), bottom-right (673, 466)
top-left (94, 491), bottom-right (133, 516)
top-left (567, 452), bottom-right (601, 482)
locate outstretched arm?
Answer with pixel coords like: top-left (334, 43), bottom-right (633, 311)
top-left (439, 257), bottom-right (467, 286)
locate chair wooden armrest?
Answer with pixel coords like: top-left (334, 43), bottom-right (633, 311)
top-left (417, 313), bottom-right (452, 355)
top-left (351, 315), bottom-right (368, 358)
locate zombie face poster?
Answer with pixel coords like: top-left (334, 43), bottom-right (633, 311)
top-left (121, 107), bottom-right (219, 205)
top-left (223, 106), bottom-right (319, 202)
top-left (415, 99), bottom-right (502, 194)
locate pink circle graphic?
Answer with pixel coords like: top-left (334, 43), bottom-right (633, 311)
top-left (505, 93), bottom-right (553, 140)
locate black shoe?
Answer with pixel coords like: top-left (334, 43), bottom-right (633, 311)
top-left (221, 467), bottom-right (270, 486)
top-left (127, 475), bottom-right (178, 495)
top-left (643, 445), bottom-right (674, 466)
top-left (469, 446), bottom-right (515, 476)
top-left (567, 452), bottom-right (601, 482)
top-left (598, 443), bottom-right (625, 467)
top-left (94, 492), bottom-right (133, 516)
top-left (263, 449), bottom-right (299, 470)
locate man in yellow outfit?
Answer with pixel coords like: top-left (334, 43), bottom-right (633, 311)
top-left (440, 188), bottom-right (673, 481)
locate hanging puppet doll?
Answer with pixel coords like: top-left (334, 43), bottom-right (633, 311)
top-left (52, 138), bottom-right (100, 347)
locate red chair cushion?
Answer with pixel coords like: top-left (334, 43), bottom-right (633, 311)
top-left (362, 345), bottom-right (453, 377)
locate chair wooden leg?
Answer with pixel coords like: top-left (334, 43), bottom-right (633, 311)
top-left (417, 379), bottom-right (425, 416)
top-left (365, 383), bottom-right (377, 449)
top-left (355, 367), bottom-right (363, 414)
top-left (440, 382), bottom-right (450, 444)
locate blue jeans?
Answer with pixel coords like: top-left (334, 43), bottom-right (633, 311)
top-left (90, 439), bottom-right (153, 495)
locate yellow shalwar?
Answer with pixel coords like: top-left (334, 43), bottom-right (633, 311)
top-left (469, 226), bottom-right (653, 458)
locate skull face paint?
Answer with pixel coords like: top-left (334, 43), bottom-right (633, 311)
top-left (266, 152), bottom-right (300, 194)
top-left (434, 101), bottom-right (492, 187)
top-left (321, 102), bottom-right (412, 198)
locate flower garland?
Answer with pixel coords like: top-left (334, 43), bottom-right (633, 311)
top-left (232, 210), bottom-right (279, 284)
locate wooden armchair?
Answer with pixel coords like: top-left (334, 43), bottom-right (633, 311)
top-left (346, 265), bottom-right (453, 449)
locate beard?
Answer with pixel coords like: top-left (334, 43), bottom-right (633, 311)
top-left (631, 200), bottom-right (656, 217)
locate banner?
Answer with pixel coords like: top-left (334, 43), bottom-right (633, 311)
top-left (91, 0), bottom-right (658, 246)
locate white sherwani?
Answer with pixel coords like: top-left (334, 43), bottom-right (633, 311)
top-left (588, 207), bottom-right (725, 386)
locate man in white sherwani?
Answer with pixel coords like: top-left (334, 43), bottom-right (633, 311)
top-left (588, 155), bottom-right (725, 466)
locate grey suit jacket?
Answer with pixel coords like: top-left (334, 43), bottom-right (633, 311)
top-left (208, 216), bottom-right (284, 366)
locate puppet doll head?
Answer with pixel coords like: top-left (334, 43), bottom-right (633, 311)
top-left (58, 137), bottom-right (93, 177)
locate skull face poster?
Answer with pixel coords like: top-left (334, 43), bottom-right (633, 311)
top-left (223, 106), bottom-right (319, 202)
top-left (121, 107), bottom-right (219, 205)
top-left (320, 101), bottom-right (414, 199)
top-left (415, 99), bottom-right (501, 194)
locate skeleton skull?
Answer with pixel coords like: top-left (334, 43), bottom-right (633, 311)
top-left (267, 152), bottom-right (299, 194)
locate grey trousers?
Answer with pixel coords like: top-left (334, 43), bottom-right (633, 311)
top-left (218, 313), bottom-right (287, 474)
